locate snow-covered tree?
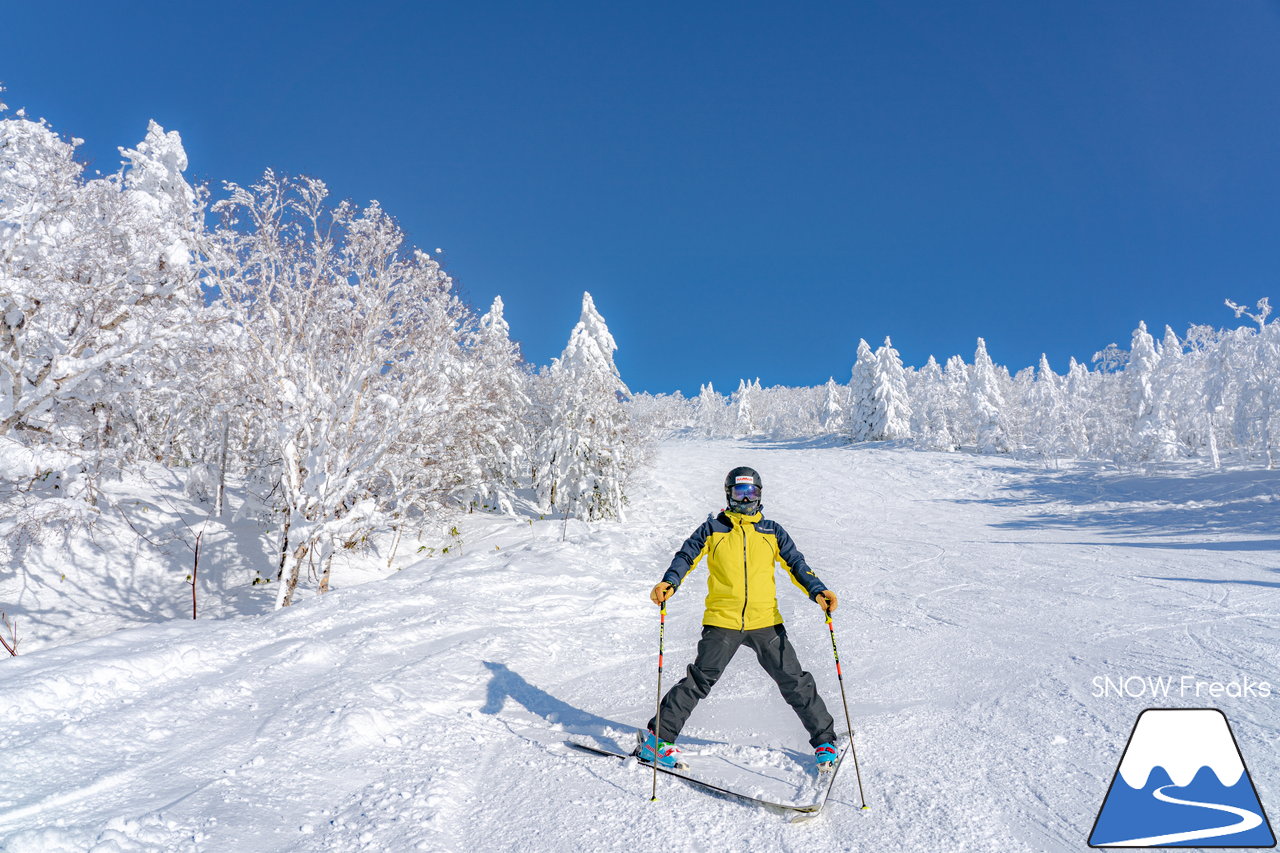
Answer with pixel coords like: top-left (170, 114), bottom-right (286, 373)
top-left (847, 339), bottom-right (876, 441)
top-left (909, 356), bottom-right (954, 451)
top-left (461, 296), bottom-right (531, 515)
top-left (1154, 326), bottom-right (1195, 457)
top-left (0, 117), bottom-right (203, 448)
top-left (693, 382), bottom-right (731, 438)
top-left (629, 390), bottom-right (691, 440)
top-left (531, 292), bottom-right (636, 521)
top-left (939, 355), bottom-right (971, 447)
top-left (1220, 298), bottom-right (1279, 467)
top-left (506, 297), bottom-right (1280, 472)
top-left (969, 338), bottom-right (1008, 453)
top-left (207, 172), bottom-right (475, 606)
top-left (819, 378), bottom-right (847, 434)
top-left (1058, 357), bottom-right (1091, 458)
top-left (1125, 321), bottom-right (1177, 465)
top-left (867, 337), bottom-right (912, 441)
top-left (754, 382), bottom-right (823, 439)
top-left (732, 378), bottom-right (760, 438)
top-left (1025, 355), bottom-right (1065, 464)
top-left (1001, 365), bottom-right (1033, 453)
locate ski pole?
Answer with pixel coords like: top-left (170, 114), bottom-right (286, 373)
top-left (651, 601), bottom-right (666, 802)
top-left (825, 608), bottom-right (869, 810)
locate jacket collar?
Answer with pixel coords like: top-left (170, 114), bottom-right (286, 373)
top-left (723, 509), bottom-right (763, 526)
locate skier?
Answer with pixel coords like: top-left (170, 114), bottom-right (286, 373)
top-left (639, 466), bottom-right (841, 772)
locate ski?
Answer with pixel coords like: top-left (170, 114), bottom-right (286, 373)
top-left (566, 739), bottom-right (844, 816)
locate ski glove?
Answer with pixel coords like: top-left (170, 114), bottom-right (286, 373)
top-left (816, 590), bottom-right (838, 612)
top-left (651, 581), bottom-right (674, 605)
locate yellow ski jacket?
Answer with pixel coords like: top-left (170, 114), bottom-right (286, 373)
top-left (660, 510), bottom-right (829, 631)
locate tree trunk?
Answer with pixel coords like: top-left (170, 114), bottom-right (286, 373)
top-left (1208, 412), bottom-right (1221, 469)
top-left (277, 516), bottom-right (291, 581)
top-left (276, 542), bottom-right (308, 609)
top-left (190, 530), bottom-right (203, 619)
top-left (215, 415), bottom-right (230, 517)
top-left (0, 612), bottom-right (17, 656)
top-left (318, 552), bottom-right (334, 594)
top-left (387, 524), bottom-right (403, 569)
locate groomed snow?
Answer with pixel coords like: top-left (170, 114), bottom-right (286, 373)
top-left (2, 439), bottom-right (1278, 851)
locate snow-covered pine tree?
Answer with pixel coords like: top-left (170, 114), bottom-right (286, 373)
top-left (1126, 321), bottom-right (1177, 465)
top-left (510, 301), bottom-right (1280, 469)
top-left (694, 382), bottom-right (731, 438)
top-left (755, 381), bottom-right (780, 437)
top-left (1026, 355), bottom-right (1064, 465)
top-left (867, 337), bottom-right (912, 441)
top-left (847, 339), bottom-right (876, 441)
top-left (970, 338), bottom-right (1009, 454)
top-left (941, 355), bottom-right (972, 448)
top-left (1003, 365), bottom-right (1035, 453)
top-left (1126, 322), bottom-right (1158, 443)
top-left (1060, 357), bottom-right (1093, 458)
top-left (732, 378), bottom-right (757, 438)
top-left (909, 356), bottom-right (954, 451)
top-left (1169, 324), bottom-right (1211, 464)
top-left (820, 378), bottom-right (848, 434)
top-left (1154, 326), bottom-right (1193, 457)
top-left (532, 292), bottom-right (636, 521)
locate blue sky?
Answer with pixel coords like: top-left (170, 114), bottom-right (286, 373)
top-left (5, 1), bottom-right (1279, 395)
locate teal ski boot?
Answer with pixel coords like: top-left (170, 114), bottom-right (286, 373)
top-left (636, 730), bottom-right (685, 770)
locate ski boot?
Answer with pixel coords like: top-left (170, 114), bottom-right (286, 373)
top-left (635, 730), bottom-right (685, 769)
top-left (815, 742), bottom-right (839, 772)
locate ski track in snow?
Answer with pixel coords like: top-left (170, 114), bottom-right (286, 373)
top-left (1, 439), bottom-right (1278, 851)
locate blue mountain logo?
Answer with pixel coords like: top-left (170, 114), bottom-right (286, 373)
top-left (1090, 708), bottom-right (1275, 848)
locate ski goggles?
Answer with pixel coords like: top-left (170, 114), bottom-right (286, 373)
top-left (730, 483), bottom-right (761, 501)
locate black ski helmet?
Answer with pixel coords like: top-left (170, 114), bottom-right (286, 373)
top-left (724, 466), bottom-right (763, 514)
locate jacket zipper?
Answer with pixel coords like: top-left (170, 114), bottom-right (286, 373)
top-left (740, 518), bottom-right (749, 631)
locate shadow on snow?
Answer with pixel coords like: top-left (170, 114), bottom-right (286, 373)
top-left (978, 464), bottom-right (1280, 544)
top-left (480, 661), bottom-right (639, 754)
top-left (1139, 568), bottom-right (1280, 590)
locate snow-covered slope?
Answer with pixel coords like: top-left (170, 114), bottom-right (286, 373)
top-left (2, 440), bottom-right (1278, 852)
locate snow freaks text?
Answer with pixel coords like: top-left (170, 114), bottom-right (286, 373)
top-left (1092, 675), bottom-right (1273, 700)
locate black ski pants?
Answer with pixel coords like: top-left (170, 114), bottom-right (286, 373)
top-left (647, 624), bottom-right (836, 748)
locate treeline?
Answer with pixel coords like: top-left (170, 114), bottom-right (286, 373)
top-left (635, 309), bottom-right (1279, 470)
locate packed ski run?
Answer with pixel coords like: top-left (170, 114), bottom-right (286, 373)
top-left (2, 438), bottom-right (1279, 852)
